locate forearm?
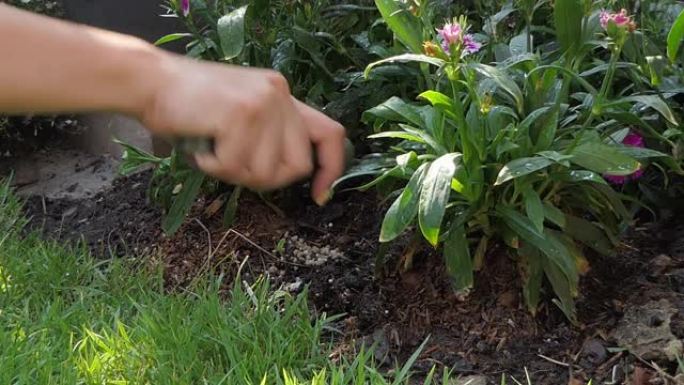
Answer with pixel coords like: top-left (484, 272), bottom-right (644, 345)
top-left (0, 4), bottom-right (167, 117)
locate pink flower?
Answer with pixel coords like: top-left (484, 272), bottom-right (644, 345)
top-left (437, 21), bottom-right (481, 56)
top-left (181, 0), bottom-right (190, 16)
top-left (462, 34), bottom-right (482, 54)
top-left (599, 9), bottom-right (636, 32)
top-left (604, 131), bottom-right (645, 185)
top-left (437, 23), bottom-right (463, 48)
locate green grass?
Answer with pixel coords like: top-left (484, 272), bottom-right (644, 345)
top-left (0, 179), bottom-right (452, 385)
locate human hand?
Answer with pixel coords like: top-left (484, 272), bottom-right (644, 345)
top-left (139, 55), bottom-right (346, 205)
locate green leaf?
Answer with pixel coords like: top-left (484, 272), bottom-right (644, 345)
top-left (570, 142), bottom-right (640, 176)
top-left (468, 64), bottom-right (524, 113)
top-left (542, 202), bottom-right (566, 229)
top-left (418, 91), bottom-right (457, 120)
top-left (154, 33), bottom-right (193, 46)
top-left (162, 171), bottom-right (205, 235)
top-left (399, 124), bottom-right (448, 155)
top-left (614, 147), bottom-right (668, 159)
top-left (614, 95), bottom-right (679, 126)
top-left (543, 250), bottom-right (578, 324)
top-left (521, 184), bottom-right (544, 233)
top-left (495, 157), bottom-right (553, 185)
top-left (223, 186), bottom-right (243, 227)
top-left (113, 139), bottom-right (163, 176)
top-left (518, 244), bottom-right (543, 314)
top-left (374, 0), bottom-right (423, 53)
top-left (368, 131), bottom-right (426, 143)
top-left (362, 97), bottom-right (425, 127)
top-left (443, 224), bottom-right (473, 291)
top-left (553, 0), bottom-right (583, 56)
top-left (380, 164), bottom-right (428, 242)
top-left (419, 154), bottom-right (462, 246)
top-left (365, 54), bottom-right (445, 78)
top-left (667, 9), bottom-right (684, 63)
top-left (551, 170), bottom-right (608, 184)
top-left (497, 205), bottom-right (578, 285)
top-left (217, 5), bottom-right (248, 60)
top-left (564, 214), bottom-right (615, 256)
top-left (332, 155), bottom-right (395, 190)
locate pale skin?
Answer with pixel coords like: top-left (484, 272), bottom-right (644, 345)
top-left (0, 4), bottom-right (346, 205)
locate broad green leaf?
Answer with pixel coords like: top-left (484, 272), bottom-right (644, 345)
top-left (468, 64), bottom-right (524, 113)
top-left (363, 97), bottom-right (425, 127)
top-left (537, 150), bottom-right (573, 165)
top-left (550, 170), bottom-right (608, 185)
top-left (518, 244), bottom-right (543, 314)
top-left (542, 202), bottom-right (566, 229)
top-left (610, 95), bottom-right (678, 125)
top-left (443, 224), bottom-right (473, 291)
top-left (510, 31), bottom-right (530, 56)
top-left (533, 109), bottom-right (559, 152)
top-left (399, 124), bottom-right (448, 155)
top-left (668, 9), bottom-right (684, 63)
top-left (570, 142), bottom-right (640, 175)
top-left (497, 205), bottom-right (578, 285)
top-left (615, 147), bottom-right (668, 159)
top-left (418, 91), bottom-right (457, 120)
top-left (374, 0), bottom-right (423, 53)
top-left (217, 6), bottom-right (248, 60)
top-left (380, 164), bottom-right (428, 242)
top-left (154, 33), bottom-right (193, 46)
top-left (564, 215), bottom-right (615, 256)
top-left (368, 131), bottom-right (425, 143)
top-left (419, 154), bottom-right (462, 246)
top-left (553, 0), bottom-right (583, 56)
top-left (495, 157), bottom-right (553, 185)
top-left (223, 186), bottom-right (243, 227)
top-left (365, 54), bottom-right (445, 78)
top-left (162, 171), bottom-right (205, 234)
top-left (543, 251), bottom-right (578, 324)
top-left (517, 106), bottom-right (553, 136)
top-left (521, 184), bottom-right (544, 233)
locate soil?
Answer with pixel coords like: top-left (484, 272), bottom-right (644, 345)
top-left (23, 170), bottom-right (684, 384)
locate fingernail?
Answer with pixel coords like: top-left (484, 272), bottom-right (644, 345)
top-left (315, 190), bottom-right (332, 206)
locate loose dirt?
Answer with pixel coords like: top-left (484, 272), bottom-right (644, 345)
top-left (23, 171), bottom-right (684, 384)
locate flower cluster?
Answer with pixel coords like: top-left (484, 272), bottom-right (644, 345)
top-left (604, 131), bottom-right (645, 184)
top-left (181, 0), bottom-right (190, 17)
top-left (425, 18), bottom-right (481, 59)
top-left (599, 9), bottom-right (637, 33)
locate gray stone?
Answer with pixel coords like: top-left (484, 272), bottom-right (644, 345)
top-left (611, 299), bottom-right (683, 361)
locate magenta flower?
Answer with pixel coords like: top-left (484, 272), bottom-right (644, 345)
top-left (462, 34), bottom-right (482, 54)
top-left (181, 0), bottom-right (190, 16)
top-left (437, 23), bottom-right (463, 48)
top-left (599, 9), bottom-right (636, 32)
top-left (604, 131), bottom-right (645, 185)
top-left (437, 20), bottom-right (481, 57)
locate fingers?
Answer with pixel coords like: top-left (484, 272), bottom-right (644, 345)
top-left (294, 100), bottom-right (346, 206)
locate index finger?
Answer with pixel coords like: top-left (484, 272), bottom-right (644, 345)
top-left (294, 99), bottom-right (346, 206)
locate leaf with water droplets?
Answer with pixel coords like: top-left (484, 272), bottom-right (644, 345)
top-left (419, 153), bottom-right (462, 246)
top-left (495, 157), bottom-right (553, 185)
top-left (570, 142), bottom-right (640, 176)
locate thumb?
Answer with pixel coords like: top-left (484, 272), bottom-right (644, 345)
top-left (294, 100), bottom-right (346, 206)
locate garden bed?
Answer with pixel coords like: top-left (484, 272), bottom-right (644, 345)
top-left (24, 170), bottom-right (684, 384)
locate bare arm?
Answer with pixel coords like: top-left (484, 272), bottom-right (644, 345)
top-left (0, 4), bottom-right (345, 205)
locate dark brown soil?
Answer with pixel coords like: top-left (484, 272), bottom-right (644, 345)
top-left (23, 170), bottom-right (684, 384)
top-left (23, 170), bottom-right (162, 257)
